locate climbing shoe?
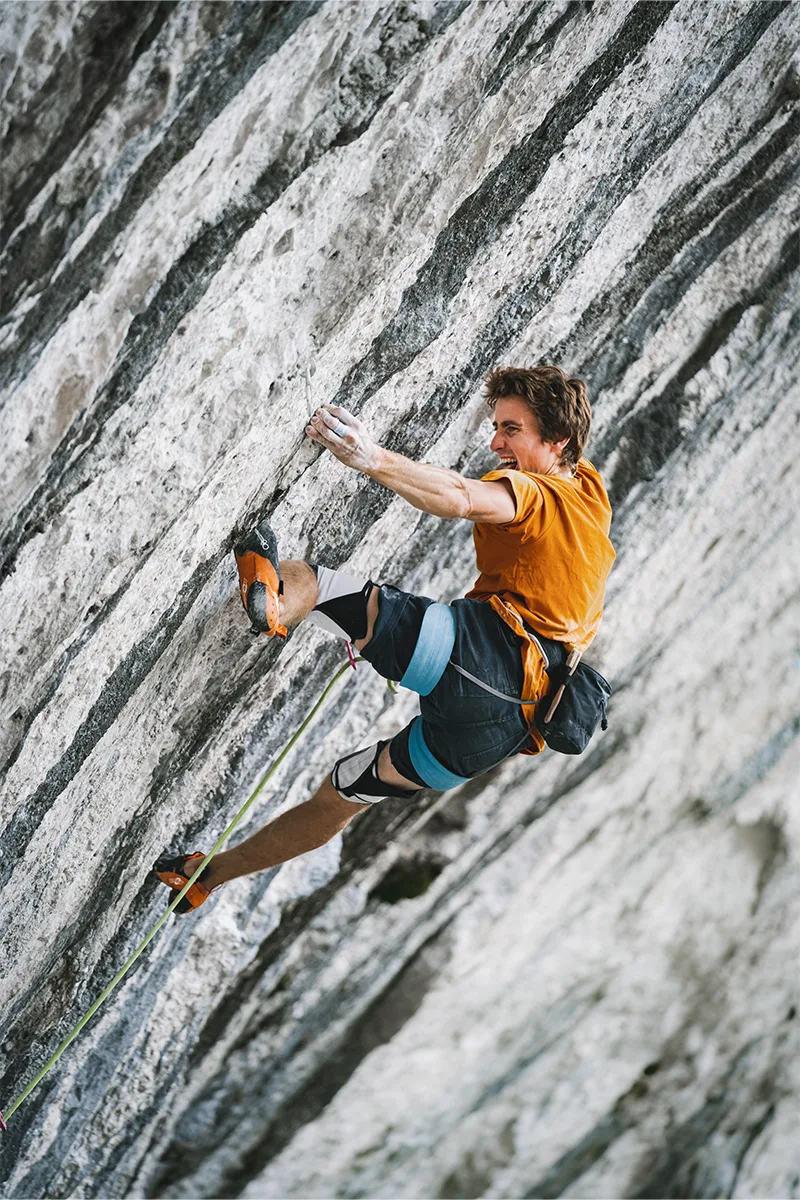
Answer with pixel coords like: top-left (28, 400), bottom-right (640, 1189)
top-left (153, 852), bottom-right (215, 915)
top-left (234, 519), bottom-right (287, 638)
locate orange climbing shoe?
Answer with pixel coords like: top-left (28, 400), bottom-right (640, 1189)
top-left (234, 520), bottom-right (287, 638)
top-left (153, 852), bottom-right (214, 915)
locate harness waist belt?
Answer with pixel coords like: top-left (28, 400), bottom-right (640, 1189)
top-left (400, 603), bottom-right (568, 701)
top-left (399, 603), bottom-right (571, 784)
top-left (521, 620), bottom-right (569, 677)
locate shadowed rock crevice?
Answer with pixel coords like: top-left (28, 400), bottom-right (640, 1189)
top-left (0, 553), bottom-right (220, 890)
top-left (562, 94), bottom-right (800, 404)
top-left (484, 1), bottom-right (588, 98)
top-left (331, 1), bottom-right (679, 417)
top-left (737, 818), bottom-right (788, 915)
top-left (522, 1101), bottom-right (633, 1200)
top-left (1, 2), bottom-right (321, 321)
top-left (151, 927), bottom-right (454, 1197)
top-left (630, 1059), bottom-right (778, 1199)
top-left (1, 1), bottom-right (176, 261)
top-left (130, 806), bottom-right (441, 1189)
top-left (701, 713), bottom-right (800, 818)
top-left (182, 788), bottom-right (441, 1074)
top-left (368, 850), bottom-right (447, 902)
top-left (1, 565), bottom-right (136, 775)
top-left (603, 223), bottom-right (799, 509)
top-left (0, 1), bottom-right (466, 573)
top-left (521, 1043), bottom-right (782, 1200)
top-left (8, 925), bottom-right (197, 1199)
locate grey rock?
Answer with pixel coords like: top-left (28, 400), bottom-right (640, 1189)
top-left (1, 1), bottom-right (799, 1197)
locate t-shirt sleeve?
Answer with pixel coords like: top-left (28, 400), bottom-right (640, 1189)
top-left (481, 469), bottom-right (545, 534)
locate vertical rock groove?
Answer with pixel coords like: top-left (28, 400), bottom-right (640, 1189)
top-left (1, 3), bottom-right (799, 1196)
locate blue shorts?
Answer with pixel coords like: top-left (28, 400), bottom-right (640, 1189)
top-left (360, 585), bottom-right (532, 786)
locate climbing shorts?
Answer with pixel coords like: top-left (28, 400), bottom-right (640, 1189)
top-left (360, 585), bottom-right (534, 789)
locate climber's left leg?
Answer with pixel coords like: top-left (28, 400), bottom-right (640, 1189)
top-left (196, 743), bottom-right (421, 891)
top-left (200, 775), bottom-right (371, 889)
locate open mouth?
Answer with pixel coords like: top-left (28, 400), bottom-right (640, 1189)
top-left (498, 457), bottom-right (518, 470)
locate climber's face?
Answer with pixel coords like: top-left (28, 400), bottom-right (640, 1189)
top-left (490, 396), bottom-right (569, 476)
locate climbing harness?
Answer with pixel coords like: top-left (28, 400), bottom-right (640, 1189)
top-left (399, 603), bottom-right (456, 695)
top-left (407, 716), bottom-right (469, 790)
top-left (0, 653), bottom-right (364, 1133)
top-left (395, 600), bottom-right (610, 765)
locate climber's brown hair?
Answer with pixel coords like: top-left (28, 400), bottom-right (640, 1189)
top-left (483, 365), bottom-right (591, 473)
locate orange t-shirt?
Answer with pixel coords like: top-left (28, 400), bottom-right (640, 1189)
top-left (465, 457), bottom-right (615, 753)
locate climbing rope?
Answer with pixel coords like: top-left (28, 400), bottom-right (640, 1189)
top-left (1, 654), bottom-right (366, 1132)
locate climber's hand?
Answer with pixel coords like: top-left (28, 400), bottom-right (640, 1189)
top-left (306, 405), bottom-right (382, 473)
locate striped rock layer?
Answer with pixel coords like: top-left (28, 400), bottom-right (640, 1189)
top-left (1, 2), bottom-right (799, 1197)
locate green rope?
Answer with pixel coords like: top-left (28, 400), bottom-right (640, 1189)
top-left (2, 657), bottom-right (364, 1129)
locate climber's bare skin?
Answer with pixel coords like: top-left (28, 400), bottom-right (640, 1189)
top-left (202, 568), bottom-right (410, 891)
top-left (205, 399), bottom-right (568, 892)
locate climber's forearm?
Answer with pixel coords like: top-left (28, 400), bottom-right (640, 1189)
top-left (305, 403), bottom-right (516, 522)
top-left (366, 448), bottom-right (517, 523)
top-left (364, 447), bottom-right (472, 519)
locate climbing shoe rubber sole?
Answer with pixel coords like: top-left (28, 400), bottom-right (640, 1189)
top-left (234, 519), bottom-right (287, 638)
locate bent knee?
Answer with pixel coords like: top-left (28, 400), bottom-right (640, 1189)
top-left (377, 743), bottom-right (422, 792)
top-left (319, 781), bottom-right (371, 815)
top-left (331, 740), bottom-right (422, 804)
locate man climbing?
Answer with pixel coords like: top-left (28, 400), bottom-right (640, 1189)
top-left (154, 365), bottom-right (615, 912)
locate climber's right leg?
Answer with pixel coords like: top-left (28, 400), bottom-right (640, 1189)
top-left (278, 560), bottom-right (320, 626)
top-left (234, 519), bottom-right (379, 643)
top-left (201, 741), bottom-right (422, 891)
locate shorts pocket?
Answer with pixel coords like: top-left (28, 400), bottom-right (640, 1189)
top-left (445, 602), bottom-right (525, 701)
top-left (458, 722), bottom-right (530, 776)
top-left (442, 661), bottom-right (521, 701)
top-left (426, 714), bottom-right (529, 779)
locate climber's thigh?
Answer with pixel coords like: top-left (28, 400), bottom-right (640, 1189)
top-left (377, 742), bottom-right (423, 792)
top-left (358, 584), bottom-right (437, 682)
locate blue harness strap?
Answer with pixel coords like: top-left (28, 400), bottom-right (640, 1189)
top-left (399, 602), bottom-right (456, 696)
top-left (400, 603), bottom-right (469, 788)
top-left (408, 716), bottom-right (469, 789)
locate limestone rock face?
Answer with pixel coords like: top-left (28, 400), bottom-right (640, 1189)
top-left (1, 2), bottom-right (799, 1196)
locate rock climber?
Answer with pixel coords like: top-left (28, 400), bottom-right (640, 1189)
top-left (154, 365), bottom-right (615, 912)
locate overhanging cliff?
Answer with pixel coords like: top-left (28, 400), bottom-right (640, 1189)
top-left (1, 2), bottom-right (799, 1196)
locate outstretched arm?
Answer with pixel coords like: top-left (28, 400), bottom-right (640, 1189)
top-left (306, 404), bottom-right (516, 523)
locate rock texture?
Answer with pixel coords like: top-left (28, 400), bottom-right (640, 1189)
top-left (1, 1), bottom-right (799, 1196)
